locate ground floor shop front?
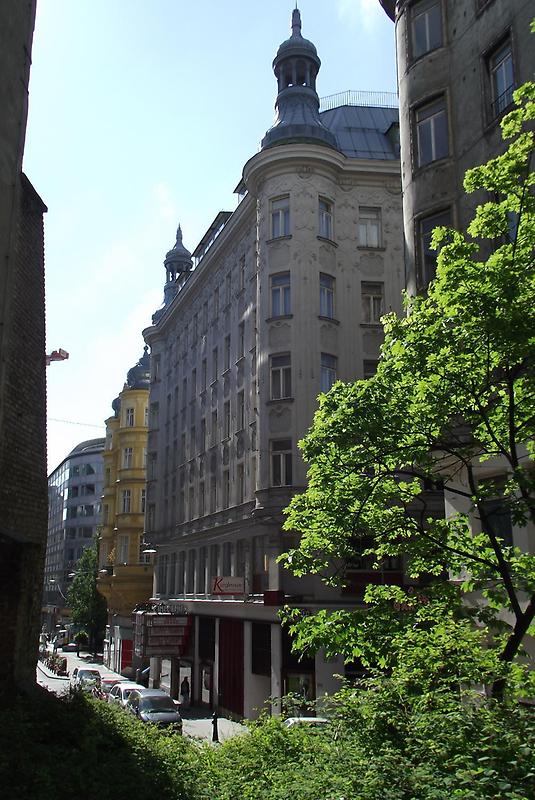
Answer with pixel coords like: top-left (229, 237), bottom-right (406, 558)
top-left (144, 604), bottom-right (346, 720)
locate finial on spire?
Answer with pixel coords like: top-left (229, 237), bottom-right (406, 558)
top-left (176, 224), bottom-right (183, 243)
top-left (291, 7), bottom-right (301, 36)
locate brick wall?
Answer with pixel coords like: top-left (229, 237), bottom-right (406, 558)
top-left (0, 174), bottom-right (47, 689)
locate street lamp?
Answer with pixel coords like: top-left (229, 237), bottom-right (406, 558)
top-left (48, 578), bottom-right (67, 601)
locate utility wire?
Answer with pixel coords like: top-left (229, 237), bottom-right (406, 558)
top-left (47, 417), bottom-right (104, 430)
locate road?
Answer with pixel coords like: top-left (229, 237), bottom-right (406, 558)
top-left (37, 650), bottom-right (247, 741)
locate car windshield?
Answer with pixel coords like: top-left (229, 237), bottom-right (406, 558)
top-left (140, 696), bottom-right (176, 713)
top-left (80, 671), bottom-right (100, 680)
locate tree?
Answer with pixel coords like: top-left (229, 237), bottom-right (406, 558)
top-left (281, 83), bottom-right (535, 699)
top-left (66, 543), bottom-right (107, 656)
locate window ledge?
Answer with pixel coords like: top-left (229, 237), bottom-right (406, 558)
top-left (318, 316), bottom-right (340, 325)
top-left (222, 367), bottom-right (231, 377)
top-left (360, 322), bottom-right (383, 328)
top-left (266, 314), bottom-right (293, 323)
top-left (235, 356), bottom-right (246, 366)
top-left (317, 236), bottom-right (338, 247)
top-left (266, 397), bottom-right (295, 405)
top-left (413, 156), bottom-right (453, 178)
top-left (266, 235), bottom-right (292, 244)
top-left (357, 245), bottom-right (386, 252)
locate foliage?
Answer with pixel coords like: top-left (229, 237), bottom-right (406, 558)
top-left (66, 543), bottom-right (107, 653)
top-left (280, 83), bottom-right (535, 699)
top-left (1, 685), bottom-right (534, 800)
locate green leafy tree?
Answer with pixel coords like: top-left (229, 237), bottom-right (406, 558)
top-left (66, 543), bottom-right (107, 656)
top-left (281, 83), bottom-right (535, 700)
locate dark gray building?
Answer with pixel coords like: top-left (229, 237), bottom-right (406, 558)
top-left (379, 0), bottom-right (534, 293)
top-left (42, 439), bottom-right (105, 632)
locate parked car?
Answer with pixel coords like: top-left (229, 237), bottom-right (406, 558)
top-left (107, 681), bottom-right (145, 708)
top-left (92, 676), bottom-right (127, 700)
top-left (283, 717), bottom-right (329, 728)
top-left (125, 689), bottom-right (183, 733)
top-left (70, 667), bottom-right (101, 692)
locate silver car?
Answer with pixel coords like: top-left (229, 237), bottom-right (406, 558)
top-left (70, 667), bottom-right (101, 693)
top-left (125, 689), bottom-right (183, 733)
top-left (107, 681), bottom-right (145, 708)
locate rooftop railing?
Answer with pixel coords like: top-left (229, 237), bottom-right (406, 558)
top-left (320, 89), bottom-right (398, 111)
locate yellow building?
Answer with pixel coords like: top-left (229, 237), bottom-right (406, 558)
top-left (97, 347), bottom-right (153, 673)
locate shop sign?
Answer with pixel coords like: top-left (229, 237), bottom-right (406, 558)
top-left (211, 576), bottom-right (245, 595)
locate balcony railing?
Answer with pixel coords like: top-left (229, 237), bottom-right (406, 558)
top-left (320, 89), bottom-right (398, 112)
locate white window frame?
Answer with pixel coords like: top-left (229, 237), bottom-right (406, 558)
top-left (125, 407), bottom-right (134, 427)
top-left (121, 489), bottom-right (131, 514)
top-left (411, 0), bottom-right (442, 61)
top-left (123, 447), bottom-right (133, 469)
top-left (318, 197), bottom-right (333, 239)
top-left (489, 40), bottom-right (514, 117)
top-left (117, 534), bottom-right (129, 564)
top-left (319, 273), bottom-right (335, 318)
top-left (361, 282), bottom-right (385, 324)
top-left (358, 207), bottom-right (382, 249)
top-left (270, 353), bottom-right (292, 400)
top-left (270, 196), bottom-right (290, 238)
top-left (320, 353), bottom-right (337, 394)
top-left (270, 272), bottom-right (291, 317)
top-left (416, 97), bottom-right (449, 167)
top-left (271, 439), bottom-right (293, 487)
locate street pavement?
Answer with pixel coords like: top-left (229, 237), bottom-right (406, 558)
top-left (37, 649), bottom-right (247, 742)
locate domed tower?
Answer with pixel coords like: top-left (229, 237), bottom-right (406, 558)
top-left (153, 225), bottom-right (193, 323)
top-left (261, 8), bottom-right (337, 150)
top-left (126, 345), bottom-right (150, 390)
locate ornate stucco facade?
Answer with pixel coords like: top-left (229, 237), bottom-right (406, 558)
top-left (97, 348), bottom-right (153, 674)
top-left (142, 10), bottom-right (405, 717)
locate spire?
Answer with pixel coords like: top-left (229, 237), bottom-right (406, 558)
top-left (261, 9), bottom-right (337, 150)
top-left (153, 223), bottom-right (193, 322)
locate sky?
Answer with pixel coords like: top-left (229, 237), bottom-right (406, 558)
top-left (23, 0), bottom-right (397, 474)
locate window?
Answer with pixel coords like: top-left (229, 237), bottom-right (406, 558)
top-left (270, 272), bottom-right (291, 317)
top-left (200, 418), bottom-right (206, 452)
top-left (152, 355), bottom-right (161, 382)
top-left (121, 489), bottom-right (131, 514)
top-left (201, 359), bottom-right (207, 391)
top-left (239, 255), bottom-right (246, 290)
top-left (416, 97), bottom-right (449, 167)
top-left (203, 301), bottom-right (209, 332)
top-left (319, 273), bottom-right (335, 318)
top-left (189, 486), bottom-right (195, 520)
top-left (320, 353), bottom-right (337, 393)
top-left (182, 377), bottom-right (187, 407)
top-left (123, 447), bottom-right (133, 469)
top-left (318, 197), bottom-right (333, 239)
top-left (480, 497), bottom-right (513, 546)
top-left (237, 463), bottom-right (245, 504)
top-left (358, 207), bottom-right (382, 248)
top-left (117, 534), bottom-right (129, 564)
top-left (237, 391), bottom-right (245, 430)
top-left (140, 489), bottom-right (146, 514)
top-left (489, 40), bottom-right (514, 117)
top-left (223, 470), bottom-right (230, 508)
top-left (211, 409), bottom-right (218, 446)
top-left (271, 440), bottom-right (293, 486)
top-left (191, 369), bottom-right (196, 400)
top-left (411, 0), bottom-right (442, 60)
top-left (361, 282), bottom-right (384, 323)
top-left (224, 335), bottom-right (231, 371)
top-left (270, 196), bottom-right (290, 238)
top-left (363, 360), bottom-right (379, 379)
top-left (190, 425), bottom-right (196, 457)
top-left (225, 272), bottom-right (231, 306)
top-left (125, 407), bottom-right (134, 427)
top-left (213, 287), bottom-right (219, 317)
top-left (270, 354), bottom-right (292, 399)
top-left (238, 322), bottom-right (245, 358)
top-left (418, 209), bottom-right (451, 287)
top-left (199, 482), bottom-right (205, 517)
top-left (144, 406), bottom-right (149, 426)
top-left (212, 347), bottom-right (218, 381)
top-left (210, 476), bottom-right (217, 512)
top-left (223, 401), bottom-right (231, 439)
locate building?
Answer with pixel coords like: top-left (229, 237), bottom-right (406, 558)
top-left (142, 9), bottom-right (404, 718)
top-left (97, 348), bottom-right (153, 674)
top-left (0, 0), bottom-right (48, 690)
top-left (42, 439), bottom-right (105, 633)
top-left (378, 0), bottom-right (535, 294)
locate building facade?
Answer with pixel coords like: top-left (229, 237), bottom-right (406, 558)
top-left (379, 0), bottom-right (535, 293)
top-left (142, 9), bottom-right (404, 717)
top-left (43, 439), bottom-right (105, 633)
top-left (97, 348), bottom-right (153, 674)
top-left (0, 0), bottom-right (48, 690)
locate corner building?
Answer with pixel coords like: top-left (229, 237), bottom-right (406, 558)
top-left (97, 348), bottom-right (153, 674)
top-left (143, 10), bottom-right (404, 717)
top-left (379, 0), bottom-right (535, 294)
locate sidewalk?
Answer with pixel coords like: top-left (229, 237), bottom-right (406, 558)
top-left (37, 649), bottom-right (247, 742)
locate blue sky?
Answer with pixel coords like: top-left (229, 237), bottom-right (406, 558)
top-left (23, 0), bottom-right (397, 473)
